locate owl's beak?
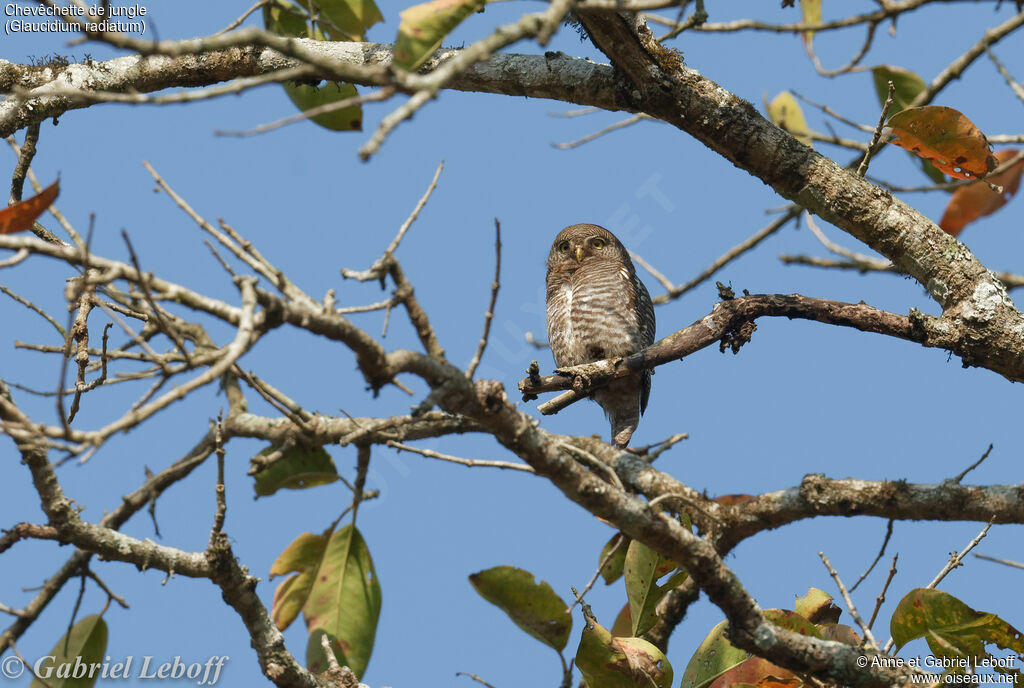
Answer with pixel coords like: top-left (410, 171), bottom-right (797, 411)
top-left (575, 246), bottom-right (584, 264)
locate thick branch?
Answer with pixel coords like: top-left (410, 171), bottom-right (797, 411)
top-left (519, 294), bottom-right (963, 406)
top-left (0, 42), bottom-right (622, 139)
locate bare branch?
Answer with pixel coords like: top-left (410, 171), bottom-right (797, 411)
top-left (466, 220), bottom-right (501, 379)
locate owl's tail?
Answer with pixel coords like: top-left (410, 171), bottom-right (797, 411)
top-left (593, 379), bottom-right (641, 448)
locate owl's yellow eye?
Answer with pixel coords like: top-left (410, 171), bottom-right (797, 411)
top-left (590, 238), bottom-right (605, 249)
top-left (558, 241), bottom-right (570, 254)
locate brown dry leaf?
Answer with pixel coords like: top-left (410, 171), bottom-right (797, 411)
top-left (886, 106), bottom-right (997, 180)
top-left (939, 150), bottom-right (1024, 236)
top-left (0, 180), bottom-right (59, 234)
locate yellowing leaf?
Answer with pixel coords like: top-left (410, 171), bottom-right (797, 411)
top-left (799, 0), bottom-right (820, 53)
top-left (890, 588), bottom-right (1024, 677)
top-left (304, 525), bottom-right (381, 679)
top-left (794, 587), bottom-right (840, 624)
top-left (270, 531), bottom-right (329, 630)
top-left (0, 180), bottom-right (59, 235)
top-left (939, 149), bottom-right (1024, 236)
top-left (469, 565), bottom-right (571, 651)
top-left (766, 91), bottom-right (812, 147)
top-left (576, 615), bottom-right (673, 688)
top-left (886, 106), bottom-right (997, 180)
top-left (393, 0), bottom-right (485, 71)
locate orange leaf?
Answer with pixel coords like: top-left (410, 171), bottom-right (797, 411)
top-left (939, 149), bottom-right (1024, 236)
top-left (886, 106), bottom-right (997, 180)
top-left (707, 657), bottom-right (803, 688)
top-left (0, 180), bottom-right (59, 235)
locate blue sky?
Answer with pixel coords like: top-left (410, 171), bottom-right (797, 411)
top-left (2, 1), bottom-right (1023, 686)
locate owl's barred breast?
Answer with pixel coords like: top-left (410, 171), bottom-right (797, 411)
top-left (546, 261), bottom-right (642, 368)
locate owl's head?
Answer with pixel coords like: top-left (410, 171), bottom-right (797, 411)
top-left (547, 224), bottom-right (630, 271)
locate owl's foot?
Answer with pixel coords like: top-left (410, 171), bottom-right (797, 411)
top-left (554, 367), bottom-right (592, 394)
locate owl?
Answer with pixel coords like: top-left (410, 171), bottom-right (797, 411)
top-left (545, 224), bottom-right (656, 448)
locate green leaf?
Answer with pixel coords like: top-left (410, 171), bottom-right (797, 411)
top-left (576, 614), bottom-right (673, 688)
top-left (766, 91), bottom-right (812, 147)
top-left (624, 540), bottom-right (688, 637)
top-left (270, 532), bottom-right (330, 631)
top-left (469, 565), bottom-right (571, 652)
top-left (303, 0), bottom-right (383, 40)
top-left (393, 0), bottom-right (486, 71)
top-left (283, 81), bottom-right (364, 131)
top-left (305, 525), bottom-right (381, 679)
top-left (30, 614), bottom-right (108, 688)
top-left (252, 445), bottom-right (339, 497)
top-left (600, 533), bottom-right (629, 585)
top-left (263, 0), bottom-right (364, 131)
top-left (890, 588), bottom-right (1024, 676)
top-left (264, 0), bottom-right (311, 37)
top-left (872, 65), bottom-right (926, 113)
top-left (871, 65), bottom-right (947, 185)
top-left (680, 620), bottom-right (750, 688)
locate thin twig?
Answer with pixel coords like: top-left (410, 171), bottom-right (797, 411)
top-left (466, 220), bottom-right (501, 379)
top-left (558, 443), bottom-right (623, 491)
top-left (856, 80), bottom-right (894, 177)
top-left (213, 0), bottom-right (268, 35)
top-left (83, 569), bottom-right (129, 609)
top-left (630, 251), bottom-right (676, 293)
top-left (386, 440), bottom-right (534, 473)
top-left (122, 231), bottom-right (193, 366)
top-left (352, 444), bottom-right (371, 522)
top-left (974, 553), bottom-right (1024, 570)
top-left (985, 46), bottom-right (1024, 104)
top-left (925, 519), bottom-right (994, 589)
top-left (805, 213), bottom-right (890, 268)
top-left (866, 554), bottom-right (898, 631)
top-left (217, 86), bottom-right (396, 137)
top-left (652, 207), bottom-right (800, 304)
top-left (881, 520), bottom-right (994, 652)
top-left (0, 285), bottom-right (66, 337)
top-left (952, 443), bottom-right (994, 484)
top-left (818, 551), bottom-right (879, 648)
top-left (568, 533), bottom-right (626, 614)
top-left (850, 519), bottom-right (894, 593)
top-left (554, 114), bottom-right (649, 149)
top-left (455, 672), bottom-right (498, 688)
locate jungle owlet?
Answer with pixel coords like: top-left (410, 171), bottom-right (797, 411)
top-left (545, 224), bottom-right (655, 448)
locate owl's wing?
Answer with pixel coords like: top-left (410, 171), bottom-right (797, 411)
top-left (633, 273), bottom-right (655, 415)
